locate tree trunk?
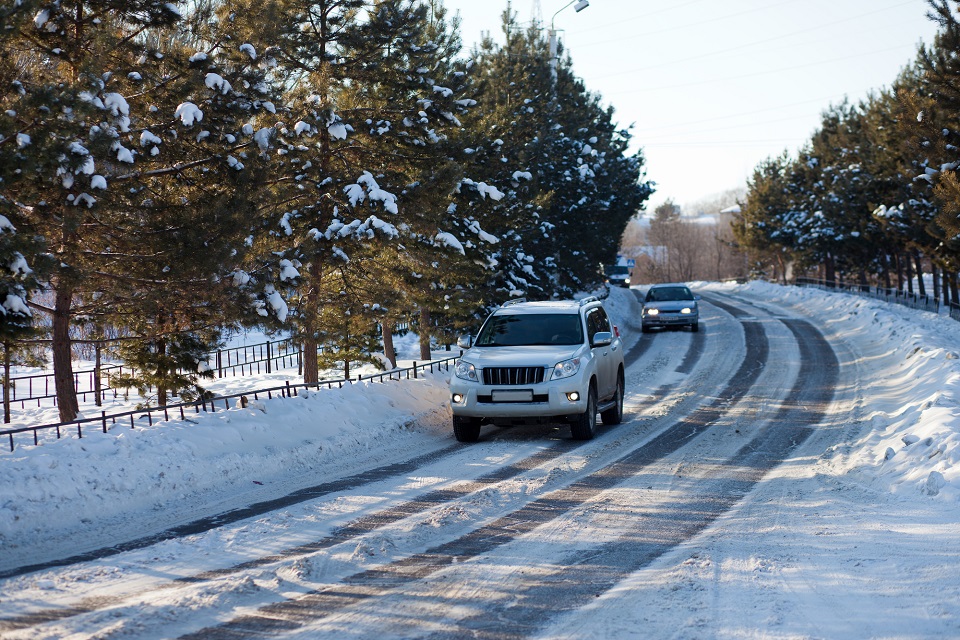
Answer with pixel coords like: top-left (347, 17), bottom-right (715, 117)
top-left (858, 268), bottom-right (868, 292)
top-left (913, 251), bottom-right (926, 297)
top-left (950, 271), bottom-right (959, 307)
top-left (156, 336), bottom-right (167, 407)
top-left (419, 308), bottom-right (432, 361)
top-left (824, 256), bottom-right (836, 287)
top-left (905, 252), bottom-right (914, 294)
top-left (932, 264), bottom-right (941, 303)
top-left (882, 254), bottom-right (892, 290)
top-left (302, 335), bottom-right (319, 384)
top-left (302, 261), bottom-right (322, 384)
top-left (895, 253), bottom-right (904, 291)
top-left (382, 321), bottom-right (397, 369)
top-left (52, 286), bottom-right (79, 423)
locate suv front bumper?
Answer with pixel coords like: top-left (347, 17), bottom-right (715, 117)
top-left (449, 379), bottom-right (588, 420)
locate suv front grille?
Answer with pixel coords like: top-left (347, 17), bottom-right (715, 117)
top-left (482, 366), bottom-right (545, 386)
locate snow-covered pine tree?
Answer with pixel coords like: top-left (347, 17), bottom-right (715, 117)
top-left (0, 0), bottom-right (185, 421)
top-left (0, 0), bottom-right (278, 417)
top-left (461, 11), bottom-right (651, 303)
top-left (455, 16), bottom-right (559, 304)
top-left (733, 152), bottom-right (797, 280)
top-left (896, 0), bottom-right (960, 301)
top-left (224, 0), bottom-right (474, 381)
top-left (100, 5), bottom-right (280, 406)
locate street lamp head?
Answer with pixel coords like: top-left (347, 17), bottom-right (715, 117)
top-left (573, 0), bottom-right (589, 12)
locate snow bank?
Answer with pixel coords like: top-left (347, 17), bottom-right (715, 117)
top-left (711, 280), bottom-right (960, 503)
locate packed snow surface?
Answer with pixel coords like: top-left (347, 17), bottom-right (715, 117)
top-left (1, 282), bottom-right (959, 638)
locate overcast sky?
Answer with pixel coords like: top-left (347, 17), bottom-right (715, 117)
top-left (441, 0), bottom-right (941, 213)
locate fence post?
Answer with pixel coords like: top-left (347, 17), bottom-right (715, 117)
top-left (94, 342), bottom-right (103, 407)
top-left (413, 361), bottom-right (417, 379)
top-left (266, 341), bottom-right (272, 374)
top-left (2, 341), bottom-right (10, 424)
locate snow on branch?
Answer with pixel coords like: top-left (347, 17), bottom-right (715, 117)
top-left (344, 171), bottom-right (399, 214)
top-left (460, 178), bottom-right (504, 201)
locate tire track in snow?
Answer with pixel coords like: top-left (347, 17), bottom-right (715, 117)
top-left (421, 317), bottom-right (837, 640)
top-left (171, 303), bottom-right (767, 639)
top-left (0, 293), bottom-right (717, 636)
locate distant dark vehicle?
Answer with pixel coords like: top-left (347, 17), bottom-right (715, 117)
top-left (604, 265), bottom-right (631, 288)
top-left (641, 283), bottom-right (700, 333)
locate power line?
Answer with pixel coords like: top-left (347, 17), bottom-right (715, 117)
top-left (602, 42), bottom-right (917, 97)
top-left (628, 92), bottom-right (872, 136)
top-left (581, 0), bottom-right (924, 80)
top-left (571, 0), bottom-right (797, 49)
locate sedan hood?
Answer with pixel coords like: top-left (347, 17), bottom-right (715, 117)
top-left (462, 344), bottom-right (583, 367)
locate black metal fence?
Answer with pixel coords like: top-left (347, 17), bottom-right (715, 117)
top-left (1, 354), bottom-right (459, 453)
top-left (794, 278), bottom-right (944, 315)
top-left (5, 338), bottom-right (306, 411)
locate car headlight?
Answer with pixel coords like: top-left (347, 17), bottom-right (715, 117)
top-left (551, 357), bottom-right (581, 380)
top-left (681, 307), bottom-right (693, 314)
top-left (455, 360), bottom-right (479, 381)
top-left (645, 308), bottom-right (659, 316)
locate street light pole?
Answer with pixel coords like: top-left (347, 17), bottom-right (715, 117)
top-left (548, 0), bottom-right (589, 79)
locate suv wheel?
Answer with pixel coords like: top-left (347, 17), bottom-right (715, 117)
top-left (453, 416), bottom-right (481, 442)
top-left (600, 371), bottom-right (624, 426)
top-left (691, 321), bottom-right (700, 332)
top-left (570, 383), bottom-right (597, 440)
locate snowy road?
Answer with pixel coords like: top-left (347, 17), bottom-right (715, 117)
top-left (0, 288), bottom-right (862, 639)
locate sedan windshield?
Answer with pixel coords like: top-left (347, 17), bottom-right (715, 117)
top-left (646, 286), bottom-right (694, 302)
top-left (475, 313), bottom-right (584, 347)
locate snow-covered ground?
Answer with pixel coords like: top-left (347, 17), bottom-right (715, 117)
top-left (0, 282), bottom-right (958, 638)
top-left (549, 281), bottom-right (960, 639)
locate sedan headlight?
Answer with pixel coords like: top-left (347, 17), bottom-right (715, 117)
top-left (551, 357), bottom-right (581, 380)
top-left (680, 307), bottom-right (693, 314)
top-left (645, 308), bottom-right (659, 316)
top-left (455, 360), bottom-right (479, 381)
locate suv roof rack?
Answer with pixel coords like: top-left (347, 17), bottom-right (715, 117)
top-left (501, 298), bottom-right (527, 307)
top-left (578, 296), bottom-right (601, 307)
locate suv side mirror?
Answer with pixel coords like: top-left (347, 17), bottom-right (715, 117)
top-left (457, 334), bottom-right (473, 349)
top-left (591, 331), bottom-right (612, 347)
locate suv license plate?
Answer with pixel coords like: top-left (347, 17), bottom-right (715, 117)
top-left (491, 389), bottom-right (533, 402)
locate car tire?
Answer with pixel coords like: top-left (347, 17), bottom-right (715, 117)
top-left (691, 322), bottom-right (700, 333)
top-left (570, 383), bottom-right (597, 440)
top-left (453, 415), bottom-right (481, 442)
top-left (600, 371), bottom-right (624, 426)
top-left (641, 324), bottom-right (651, 334)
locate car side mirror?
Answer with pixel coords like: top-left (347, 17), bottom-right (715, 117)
top-left (591, 331), bottom-right (612, 347)
top-left (457, 334), bottom-right (473, 349)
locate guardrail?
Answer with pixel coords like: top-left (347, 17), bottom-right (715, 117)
top-left (1, 354), bottom-right (459, 453)
top-left (794, 278), bottom-right (943, 315)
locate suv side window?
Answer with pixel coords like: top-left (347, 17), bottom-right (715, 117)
top-left (585, 306), bottom-right (610, 342)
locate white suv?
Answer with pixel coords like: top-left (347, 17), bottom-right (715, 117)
top-left (449, 297), bottom-right (625, 442)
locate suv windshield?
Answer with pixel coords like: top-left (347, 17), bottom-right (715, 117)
top-left (475, 313), bottom-right (584, 347)
top-left (646, 286), bottom-right (693, 302)
top-left (606, 265), bottom-right (629, 276)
